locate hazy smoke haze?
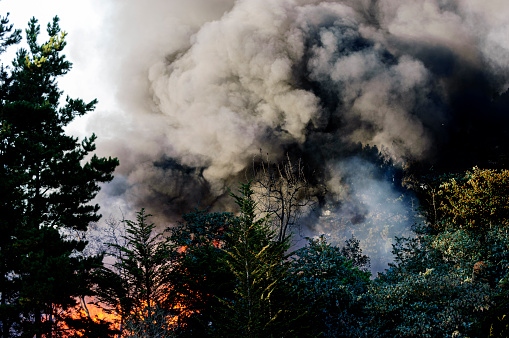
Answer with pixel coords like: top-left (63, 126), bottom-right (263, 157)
top-left (87, 0), bottom-right (509, 271)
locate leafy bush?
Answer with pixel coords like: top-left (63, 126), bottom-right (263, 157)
top-left (366, 267), bottom-right (495, 337)
top-left (286, 236), bottom-right (371, 337)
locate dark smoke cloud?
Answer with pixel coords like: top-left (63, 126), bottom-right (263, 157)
top-left (88, 0), bottom-right (509, 270)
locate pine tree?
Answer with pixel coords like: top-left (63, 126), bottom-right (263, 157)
top-left (0, 16), bottom-right (118, 337)
top-left (0, 9), bottom-right (22, 337)
top-left (94, 209), bottom-right (172, 335)
top-left (215, 182), bottom-right (292, 337)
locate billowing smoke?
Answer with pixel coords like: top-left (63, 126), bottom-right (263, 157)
top-left (88, 0), bottom-right (509, 272)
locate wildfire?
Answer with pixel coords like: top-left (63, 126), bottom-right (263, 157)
top-left (79, 298), bottom-right (121, 324)
top-left (62, 292), bottom-right (195, 337)
top-left (62, 246), bottom-right (209, 336)
top-left (58, 297), bottom-right (121, 337)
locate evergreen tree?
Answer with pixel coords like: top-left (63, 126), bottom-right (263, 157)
top-left (0, 16), bottom-right (118, 337)
top-left (286, 236), bottom-right (371, 337)
top-left (215, 182), bottom-right (292, 337)
top-left (0, 9), bottom-right (22, 337)
top-left (0, 12), bottom-right (20, 54)
top-left (94, 209), bottom-right (172, 335)
top-left (165, 210), bottom-right (235, 335)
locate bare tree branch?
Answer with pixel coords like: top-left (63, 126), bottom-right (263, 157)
top-left (251, 153), bottom-right (324, 242)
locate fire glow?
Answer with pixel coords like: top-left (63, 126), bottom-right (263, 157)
top-left (65, 295), bottom-right (193, 336)
top-left (63, 244), bottom-right (198, 337)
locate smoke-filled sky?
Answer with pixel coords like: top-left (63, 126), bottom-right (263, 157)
top-left (2, 0), bottom-right (509, 271)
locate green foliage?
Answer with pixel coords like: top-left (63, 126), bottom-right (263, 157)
top-left (421, 168), bottom-right (509, 286)
top-left (214, 182), bottom-right (293, 337)
top-left (366, 267), bottom-right (495, 337)
top-left (341, 235), bottom-right (372, 272)
top-left (435, 167), bottom-right (509, 231)
top-left (0, 13), bottom-right (20, 57)
top-left (286, 235), bottom-right (371, 337)
top-left (366, 167), bottom-right (509, 337)
top-left (165, 210), bottom-right (235, 335)
top-left (95, 209), bottom-right (172, 330)
top-left (0, 15), bottom-right (118, 337)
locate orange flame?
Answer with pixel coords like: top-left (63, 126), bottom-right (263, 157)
top-left (64, 294), bottom-right (194, 337)
top-left (60, 244), bottom-right (204, 336)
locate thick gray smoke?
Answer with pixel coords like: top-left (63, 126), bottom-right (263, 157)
top-left (89, 0), bottom-right (509, 272)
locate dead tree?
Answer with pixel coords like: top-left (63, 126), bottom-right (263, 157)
top-left (252, 154), bottom-right (320, 242)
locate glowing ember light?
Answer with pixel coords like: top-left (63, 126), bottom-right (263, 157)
top-left (63, 293), bottom-right (196, 337)
top-left (61, 245), bottom-right (204, 336)
top-left (53, 297), bottom-right (121, 337)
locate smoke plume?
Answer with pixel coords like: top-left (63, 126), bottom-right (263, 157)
top-left (88, 0), bottom-right (509, 271)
